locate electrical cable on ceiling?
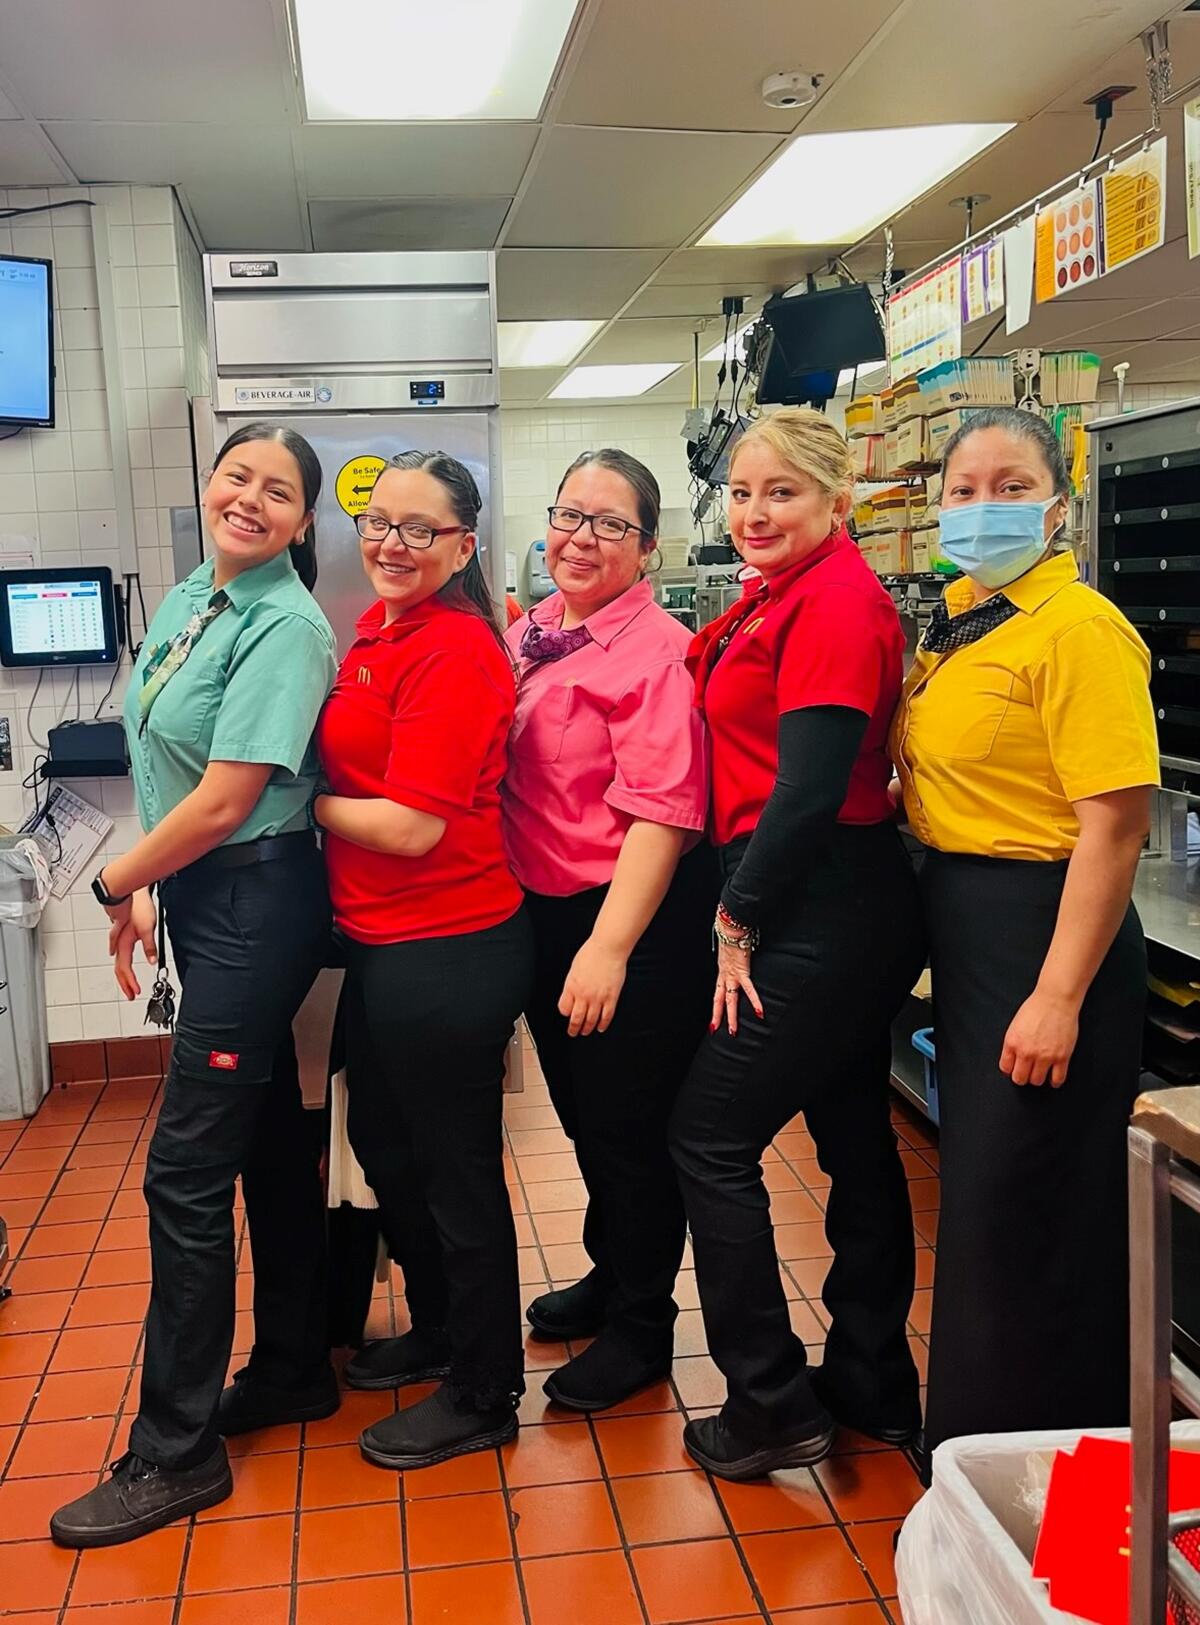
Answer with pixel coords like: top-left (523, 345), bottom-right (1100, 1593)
top-left (1090, 115), bottom-right (1110, 164)
top-left (0, 200), bottom-right (95, 222)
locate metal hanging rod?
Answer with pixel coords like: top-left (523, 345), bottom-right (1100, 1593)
top-left (872, 122), bottom-right (1161, 301)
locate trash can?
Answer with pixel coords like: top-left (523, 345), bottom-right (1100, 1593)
top-left (0, 836), bottom-right (52, 1119)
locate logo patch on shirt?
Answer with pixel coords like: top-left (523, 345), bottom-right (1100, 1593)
top-left (741, 617), bottom-right (765, 637)
top-left (357, 666), bottom-right (372, 685)
top-left (209, 1051), bottom-right (239, 1071)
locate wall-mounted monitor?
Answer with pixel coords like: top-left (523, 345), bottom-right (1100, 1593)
top-left (0, 567), bottom-right (119, 667)
top-left (0, 255), bottom-right (54, 428)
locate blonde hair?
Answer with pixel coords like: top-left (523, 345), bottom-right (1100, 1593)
top-left (731, 407), bottom-right (854, 501)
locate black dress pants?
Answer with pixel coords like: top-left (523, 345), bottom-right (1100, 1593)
top-left (130, 841), bottom-right (332, 1470)
top-left (523, 842), bottom-right (717, 1355)
top-left (342, 909), bottom-right (533, 1409)
top-left (670, 823), bottom-right (925, 1440)
top-left (920, 850), bottom-right (1146, 1451)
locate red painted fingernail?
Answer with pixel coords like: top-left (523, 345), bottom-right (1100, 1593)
top-left (709, 1021), bottom-right (718, 1032)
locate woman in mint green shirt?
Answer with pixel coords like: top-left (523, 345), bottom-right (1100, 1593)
top-left (52, 424), bottom-right (339, 1551)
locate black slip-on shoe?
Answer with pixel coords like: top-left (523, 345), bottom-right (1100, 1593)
top-left (344, 1330), bottom-right (452, 1392)
top-left (217, 1366), bottom-right (341, 1436)
top-left (525, 1270), bottom-right (608, 1342)
top-left (683, 1412), bottom-right (836, 1482)
top-left (50, 1446), bottom-right (232, 1549)
top-left (808, 1365), bottom-right (921, 1447)
top-left (542, 1331), bottom-right (671, 1414)
top-left (359, 1386), bottom-right (517, 1471)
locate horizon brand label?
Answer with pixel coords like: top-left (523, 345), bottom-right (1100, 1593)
top-left (209, 1051), bottom-right (239, 1071)
top-left (228, 260), bottom-right (278, 277)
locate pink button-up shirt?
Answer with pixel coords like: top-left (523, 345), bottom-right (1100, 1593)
top-left (502, 578), bottom-right (709, 897)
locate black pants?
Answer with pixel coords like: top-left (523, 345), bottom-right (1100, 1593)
top-left (524, 843), bottom-right (717, 1353)
top-left (342, 909), bottom-right (533, 1409)
top-left (130, 840), bottom-right (331, 1470)
top-left (920, 849), bottom-right (1146, 1451)
top-left (670, 823), bottom-right (925, 1439)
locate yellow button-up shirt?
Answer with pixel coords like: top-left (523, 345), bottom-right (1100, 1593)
top-left (891, 552), bottom-right (1159, 860)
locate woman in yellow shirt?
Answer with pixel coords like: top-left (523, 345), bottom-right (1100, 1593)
top-left (892, 406), bottom-right (1159, 1458)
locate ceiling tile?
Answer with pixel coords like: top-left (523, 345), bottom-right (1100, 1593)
top-left (557, 0), bottom-right (903, 133)
top-left (308, 197), bottom-right (509, 251)
top-left (655, 246), bottom-right (820, 288)
top-left (496, 248), bottom-right (664, 319)
top-left (500, 368), bottom-right (563, 403)
top-left (0, 0), bottom-right (288, 122)
top-left (623, 283), bottom-right (776, 320)
top-left (507, 126), bottom-right (780, 249)
top-left (1047, 14), bottom-right (1200, 114)
top-left (583, 318), bottom-right (705, 365)
top-left (0, 86), bottom-right (21, 120)
top-left (0, 123), bottom-right (71, 185)
top-left (298, 124), bottom-right (538, 198)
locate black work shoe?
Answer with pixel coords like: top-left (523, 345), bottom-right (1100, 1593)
top-left (344, 1329), bottom-right (452, 1392)
top-left (808, 1365), bottom-right (921, 1448)
top-left (217, 1366), bottom-right (341, 1436)
top-left (543, 1331), bottom-right (671, 1414)
top-left (50, 1446), bottom-right (232, 1548)
top-left (359, 1385), bottom-right (518, 1470)
top-left (526, 1269), bottom-right (608, 1341)
top-left (683, 1411), bottom-right (835, 1482)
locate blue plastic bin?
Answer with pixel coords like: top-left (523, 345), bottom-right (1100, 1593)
top-left (911, 1027), bottom-right (940, 1125)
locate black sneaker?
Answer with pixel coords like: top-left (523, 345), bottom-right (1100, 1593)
top-left (344, 1329), bottom-right (452, 1392)
top-left (808, 1364), bottom-right (921, 1447)
top-left (526, 1269), bottom-right (608, 1341)
top-left (543, 1330), bottom-right (671, 1414)
top-left (683, 1411), bottom-right (836, 1482)
top-left (217, 1365), bottom-right (341, 1436)
top-left (50, 1446), bottom-right (232, 1549)
top-left (359, 1385), bottom-right (517, 1470)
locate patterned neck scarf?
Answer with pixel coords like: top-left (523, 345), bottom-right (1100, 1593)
top-left (922, 592), bottom-right (1019, 654)
top-left (519, 618), bottom-right (593, 667)
top-left (137, 589), bottom-right (232, 728)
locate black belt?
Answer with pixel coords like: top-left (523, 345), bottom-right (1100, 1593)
top-left (179, 830), bottom-right (316, 876)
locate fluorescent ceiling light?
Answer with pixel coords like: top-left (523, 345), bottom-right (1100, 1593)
top-left (499, 320), bottom-right (602, 369)
top-left (699, 123), bottom-right (1015, 246)
top-left (294, 0), bottom-right (580, 121)
top-left (551, 363), bottom-right (682, 400)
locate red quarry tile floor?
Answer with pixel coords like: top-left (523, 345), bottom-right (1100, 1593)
top-left (0, 1043), bottom-right (938, 1622)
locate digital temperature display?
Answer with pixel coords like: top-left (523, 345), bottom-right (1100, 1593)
top-left (409, 380), bottom-right (445, 401)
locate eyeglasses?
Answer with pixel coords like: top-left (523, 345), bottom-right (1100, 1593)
top-left (547, 506), bottom-right (648, 543)
top-left (354, 514), bottom-right (469, 549)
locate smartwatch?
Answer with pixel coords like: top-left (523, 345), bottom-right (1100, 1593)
top-left (91, 868), bottom-right (132, 909)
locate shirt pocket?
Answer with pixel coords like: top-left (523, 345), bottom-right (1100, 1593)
top-left (915, 662), bottom-right (1016, 762)
top-left (145, 647), bottom-right (225, 748)
top-left (512, 681), bottom-right (575, 764)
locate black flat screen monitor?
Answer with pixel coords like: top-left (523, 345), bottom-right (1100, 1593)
top-left (0, 255), bottom-right (54, 427)
top-left (757, 283), bottom-right (885, 405)
top-left (0, 567), bottom-right (119, 667)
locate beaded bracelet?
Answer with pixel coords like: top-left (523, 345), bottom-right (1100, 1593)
top-left (714, 904), bottom-right (759, 952)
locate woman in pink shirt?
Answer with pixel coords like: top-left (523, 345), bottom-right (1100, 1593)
top-left (503, 449), bottom-right (715, 1413)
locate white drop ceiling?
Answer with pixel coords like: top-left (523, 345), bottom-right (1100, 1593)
top-left (0, 0), bottom-right (1197, 401)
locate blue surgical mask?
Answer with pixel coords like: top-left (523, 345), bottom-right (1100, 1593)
top-left (938, 498), bottom-right (1062, 589)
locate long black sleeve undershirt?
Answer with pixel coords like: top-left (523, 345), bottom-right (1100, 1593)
top-left (719, 705), bottom-right (869, 929)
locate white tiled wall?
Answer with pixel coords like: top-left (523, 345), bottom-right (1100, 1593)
top-left (499, 402), bottom-right (703, 585)
top-left (0, 184), bottom-right (202, 1043)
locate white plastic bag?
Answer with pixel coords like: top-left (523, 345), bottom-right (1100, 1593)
top-left (897, 1423), bottom-right (1200, 1625)
top-left (0, 838), bottom-right (52, 927)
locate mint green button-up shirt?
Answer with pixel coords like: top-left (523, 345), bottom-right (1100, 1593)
top-left (124, 551), bottom-right (337, 845)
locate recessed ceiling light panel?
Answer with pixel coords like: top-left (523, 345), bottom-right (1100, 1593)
top-left (699, 123), bottom-right (1015, 247)
top-left (295, 0), bottom-right (581, 121)
top-left (550, 363), bottom-right (682, 399)
top-left (498, 320), bottom-right (602, 368)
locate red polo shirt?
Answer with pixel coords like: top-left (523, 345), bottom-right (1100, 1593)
top-left (689, 529), bottom-right (904, 845)
top-left (317, 597), bottom-right (522, 944)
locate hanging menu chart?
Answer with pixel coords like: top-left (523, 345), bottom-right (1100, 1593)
top-left (1100, 138), bottom-right (1167, 274)
top-left (7, 579), bottom-right (107, 658)
top-left (886, 258), bottom-right (962, 379)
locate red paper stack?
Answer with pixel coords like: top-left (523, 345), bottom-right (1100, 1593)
top-left (1032, 1436), bottom-right (1200, 1623)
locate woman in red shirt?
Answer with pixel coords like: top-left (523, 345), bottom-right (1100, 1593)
top-left (314, 451), bottom-right (531, 1470)
top-left (669, 409), bottom-right (925, 1480)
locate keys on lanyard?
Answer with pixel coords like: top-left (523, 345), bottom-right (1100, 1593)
top-left (145, 973), bottom-right (176, 1031)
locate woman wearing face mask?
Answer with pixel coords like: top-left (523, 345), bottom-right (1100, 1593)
top-left (52, 424), bottom-right (338, 1548)
top-left (314, 451), bottom-right (532, 1469)
top-left (892, 406), bottom-right (1158, 1455)
top-left (501, 450), bottom-right (713, 1413)
top-left (669, 409), bottom-right (925, 1480)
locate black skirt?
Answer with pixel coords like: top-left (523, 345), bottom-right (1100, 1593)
top-left (919, 848), bottom-right (1146, 1451)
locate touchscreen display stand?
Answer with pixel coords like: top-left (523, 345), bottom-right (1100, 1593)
top-left (0, 566), bottom-right (119, 668)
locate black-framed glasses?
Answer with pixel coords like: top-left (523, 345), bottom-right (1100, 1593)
top-left (547, 505), bottom-right (648, 543)
top-left (354, 513), bottom-right (469, 549)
